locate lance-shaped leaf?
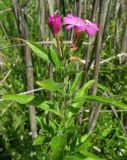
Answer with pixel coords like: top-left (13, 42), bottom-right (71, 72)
top-left (25, 41), bottom-right (50, 62)
top-left (73, 96), bottom-right (127, 110)
top-left (69, 72), bottom-right (82, 96)
top-left (50, 47), bottom-right (61, 70)
top-left (74, 80), bottom-right (95, 100)
top-left (71, 80), bottom-right (95, 108)
top-left (80, 151), bottom-right (105, 160)
top-left (37, 78), bottom-right (63, 92)
top-left (50, 135), bottom-right (67, 160)
top-left (64, 156), bottom-right (84, 160)
top-left (3, 95), bottom-right (34, 104)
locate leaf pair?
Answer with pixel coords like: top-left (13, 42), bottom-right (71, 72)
top-left (2, 79), bottom-right (127, 110)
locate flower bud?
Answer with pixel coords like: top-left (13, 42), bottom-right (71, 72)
top-left (48, 15), bottom-right (61, 36)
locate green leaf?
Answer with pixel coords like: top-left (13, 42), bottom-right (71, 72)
top-left (74, 80), bottom-right (95, 100)
top-left (75, 134), bottom-right (91, 152)
top-left (65, 61), bottom-right (77, 77)
top-left (33, 135), bottom-right (45, 146)
top-left (74, 96), bottom-right (127, 110)
top-left (2, 95), bottom-right (34, 104)
top-left (50, 135), bottom-right (67, 160)
top-left (50, 47), bottom-right (61, 70)
top-left (38, 101), bottom-right (61, 116)
top-left (71, 80), bottom-right (95, 108)
top-left (69, 72), bottom-right (82, 96)
top-left (49, 120), bottom-right (57, 133)
top-left (81, 151), bottom-right (105, 160)
top-left (80, 134), bottom-right (90, 143)
top-left (97, 83), bottom-right (107, 92)
top-left (25, 41), bottom-right (50, 62)
top-left (37, 78), bottom-right (63, 92)
top-left (64, 156), bottom-right (84, 160)
top-left (101, 127), bottom-right (113, 138)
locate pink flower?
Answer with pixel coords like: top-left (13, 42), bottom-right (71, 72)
top-left (63, 14), bottom-right (85, 30)
top-left (63, 14), bottom-right (99, 37)
top-left (48, 15), bottom-right (61, 36)
top-left (79, 20), bottom-right (99, 37)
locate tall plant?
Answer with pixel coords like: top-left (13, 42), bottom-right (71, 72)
top-left (2, 12), bottom-right (127, 159)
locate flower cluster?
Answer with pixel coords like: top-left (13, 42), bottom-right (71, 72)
top-left (48, 14), bottom-right (99, 57)
top-left (48, 14), bottom-right (99, 37)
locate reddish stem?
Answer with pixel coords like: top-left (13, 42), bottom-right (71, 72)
top-left (55, 34), bottom-right (62, 57)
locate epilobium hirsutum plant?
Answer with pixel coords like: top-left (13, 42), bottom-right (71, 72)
top-left (3, 13), bottom-right (127, 160)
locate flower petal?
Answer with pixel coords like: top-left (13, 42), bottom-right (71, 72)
top-left (66, 24), bottom-right (74, 30)
top-left (63, 17), bottom-right (77, 26)
top-left (85, 23), bottom-right (99, 36)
